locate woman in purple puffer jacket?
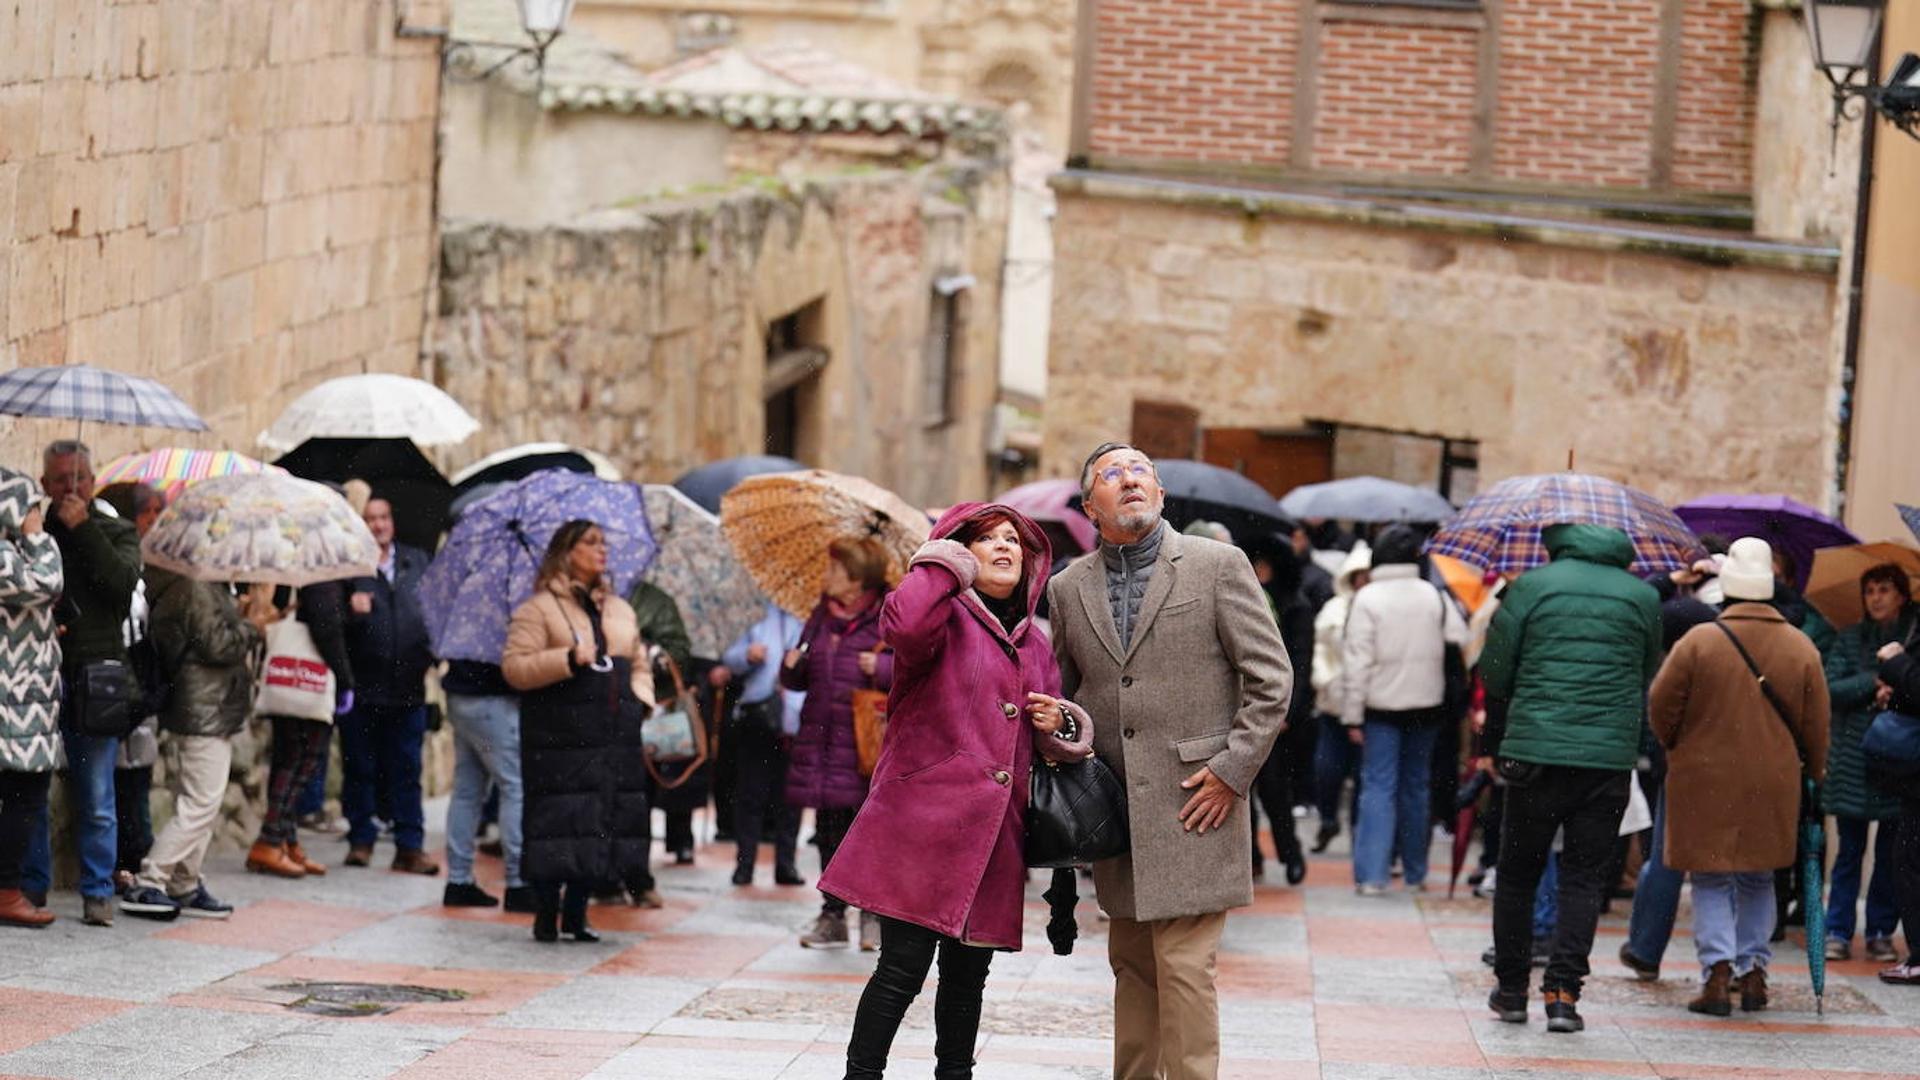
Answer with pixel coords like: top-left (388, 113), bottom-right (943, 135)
top-left (782, 536), bottom-right (895, 951)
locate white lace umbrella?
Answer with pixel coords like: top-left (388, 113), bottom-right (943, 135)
top-left (258, 374), bottom-right (480, 452)
top-left (142, 473), bottom-right (380, 586)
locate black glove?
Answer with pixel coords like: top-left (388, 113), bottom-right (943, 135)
top-left (1043, 867), bottom-right (1079, 956)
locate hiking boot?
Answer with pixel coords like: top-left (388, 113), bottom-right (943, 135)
top-left (859, 911), bottom-right (881, 952)
top-left (799, 910), bottom-right (849, 950)
top-left (0, 889), bottom-right (55, 928)
top-left (1737, 967), bottom-right (1769, 1012)
top-left (246, 841), bottom-right (306, 879)
top-left (1687, 961), bottom-right (1733, 1017)
top-left (344, 845), bottom-right (373, 867)
top-left (1487, 987), bottom-right (1528, 1024)
top-left (1825, 937), bottom-right (1852, 962)
top-left (443, 882), bottom-right (498, 908)
top-left (1618, 942), bottom-right (1660, 982)
top-left (172, 884), bottom-right (232, 920)
top-left (503, 886), bottom-right (538, 914)
top-left (287, 842), bottom-right (326, 876)
top-left (1867, 937), bottom-right (1900, 963)
top-left (81, 895), bottom-right (114, 927)
top-left (392, 849), bottom-right (440, 876)
top-left (1543, 989), bottom-right (1584, 1033)
top-left (119, 886), bottom-right (183, 921)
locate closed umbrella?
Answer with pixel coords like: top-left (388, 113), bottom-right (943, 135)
top-left (641, 485), bottom-right (766, 659)
top-left (673, 455), bottom-right (804, 515)
top-left (1673, 494), bottom-right (1858, 591)
top-left (258, 373), bottom-right (478, 452)
top-left (1279, 476), bottom-right (1456, 524)
top-left (0, 364), bottom-right (208, 432)
top-left (96, 447), bottom-right (282, 502)
top-left (417, 470), bottom-right (657, 664)
top-left (1805, 542), bottom-right (1920, 629)
top-left (141, 474), bottom-right (378, 587)
top-left (1802, 781), bottom-right (1829, 1016)
top-left (997, 477), bottom-right (1096, 554)
top-left (274, 438), bottom-right (452, 553)
top-left (1426, 471), bottom-right (1704, 575)
top-left (720, 470), bottom-right (929, 617)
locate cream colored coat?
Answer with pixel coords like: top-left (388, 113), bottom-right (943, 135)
top-left (1049, 529), bottom-right (1293, 922)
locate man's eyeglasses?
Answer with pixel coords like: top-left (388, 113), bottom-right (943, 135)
top-left (1095, 462), bottom-right (1155, 486)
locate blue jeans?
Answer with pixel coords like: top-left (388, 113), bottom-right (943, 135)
top-left (338, 704), bottom-right (427, 851)
top-left (444, 694), bottom-right (523, 888)
top-left (1626, 790), bottom-right (1686, 966)
top-left (1312, 713), bottom-right (1360, 825)
top-left (1828, 815), bottom-right (1900, 942)
top-left (1352, 717), bottom-right (1438, 888)
top-left (1692, 871), bottom-right (1775, 977)
top-left (1533, 852), bottom-right (1559, 940)
top-left (24, 724), bottom-right (119, 899)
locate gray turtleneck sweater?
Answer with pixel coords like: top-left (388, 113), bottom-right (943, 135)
top-left (1099, 521), bottom-right (1166, 650)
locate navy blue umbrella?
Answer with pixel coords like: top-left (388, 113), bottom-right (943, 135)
top-left (672, 456), bottom-right (803, 514)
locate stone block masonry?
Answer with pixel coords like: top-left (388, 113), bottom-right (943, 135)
top-left (0, 0), bottom-right (444, 467)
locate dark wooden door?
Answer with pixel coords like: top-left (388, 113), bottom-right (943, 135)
top-left (1201, 428), bottom-right (1333, 498)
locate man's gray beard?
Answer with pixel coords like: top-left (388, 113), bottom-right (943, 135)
top-left (1113, 505), bottom-right (1162, 535)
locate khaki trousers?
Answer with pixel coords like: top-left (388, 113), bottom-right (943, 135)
top-left (137, 734), bottom-right (232, 896)
top-left (1107, 911), bottom-right (1227, 1080)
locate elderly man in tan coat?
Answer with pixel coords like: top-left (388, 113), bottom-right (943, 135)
top-left (1650, 537), bottom-right (1829, 1018)
top-left (1050, 443), bottom-right (1293, 1080)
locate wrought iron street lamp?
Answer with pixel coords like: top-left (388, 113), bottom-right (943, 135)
top-left (395, 0), bottom-right (578, 87)
top-left (1805, 0), bottom-right (1920, 141)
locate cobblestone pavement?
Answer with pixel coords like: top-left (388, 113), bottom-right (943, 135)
top-left (3, 809), bottom-right (1919, 1079)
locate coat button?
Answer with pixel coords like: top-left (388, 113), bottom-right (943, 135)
top-left (1121, 675), bottom-right (1133, 687)
top-left (1123, 728), bottom-right (1135, 739)
top-left (1002, 702), bottom-right (1018, 718)
top-left (993, 770), bottom-right (1011, 786)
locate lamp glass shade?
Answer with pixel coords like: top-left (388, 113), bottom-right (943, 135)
top-left (1807, 0), bottom-right (1884, 78)
top-left (516, 0), bottom-right (576, 35)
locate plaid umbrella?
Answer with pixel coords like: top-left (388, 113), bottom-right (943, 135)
top-left (0, 365), bottom-right (207, 431)
top-left (1426, 472), bottom-right (1703, 575)
top-left (1900, 504), bottom-right (1920, 546)
top-left (97, 447), bottom-right (282, 502)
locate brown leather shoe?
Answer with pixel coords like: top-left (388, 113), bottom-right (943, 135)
top-left (345, 845), bottom-right (373, 867)
top-left (0, 888), bottom-right (55, 928)
top-left (1738, 967), bottom-right (1769, 1012)
top-left (391, 849), bottom-right (440, 876)
top-left (246, 840), bottom-right (306, 879)
top-left (286, 842), bottom-right (326, 876)
top-left (1688, 960), bottom-right (1733, 1017)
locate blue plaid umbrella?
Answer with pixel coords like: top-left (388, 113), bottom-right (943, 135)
top-left (0, 364), bottom-right (207, 431)
top-left (1427, 472), bottom-right (1703, 575)
top-left (1899, 504), bottom-right (1920, 547)
top-left (418, 469), bottom-right (657, 664)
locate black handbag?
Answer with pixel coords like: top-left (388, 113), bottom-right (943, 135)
top-left (70, 659), bottom-right (137, 738)
top-left (1026, 754), bottom-right (1130, 868)
top-left (732, 696), bottom-right (783, 738)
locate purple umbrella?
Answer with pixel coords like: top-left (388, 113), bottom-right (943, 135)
top-left (997, 478), bottom-right (1097, 554)
top-left (419, 469), bottom-right (657, 664)
top-left (1673, 494), bottom-right (1859, 591)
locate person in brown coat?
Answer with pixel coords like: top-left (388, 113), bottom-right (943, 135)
top-left (1649, 538), bottom-right (1829, 1017)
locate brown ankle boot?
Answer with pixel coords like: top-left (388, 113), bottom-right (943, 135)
top-left (1688, 961), bottom-right (1733, 1017)
top-left (391, 849), bottom-right (440, 876)
top-left (0, 888), bottom-right (56, 928)
top-left (286, 842), bottom-right (326, 876)
top-left (1737, 967), bottom-right (1768, 1012)
top-left (246, 840), bottom-right (306, 878)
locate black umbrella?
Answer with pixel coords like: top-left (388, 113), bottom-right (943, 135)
top-left (672, 455), bottom-right (803, 514)
top-left (1074, 458), bottom-right (1292, 542)
top-left (274, 437), bottom-right (451, 553)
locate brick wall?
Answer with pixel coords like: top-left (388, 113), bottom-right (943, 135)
top-left (1087, 0), bottom-right (1296, 166)
top-left (0, 0), bottom-right (442, 467)
top-left (1081, 0), bottom-right (1755, 197)
top-left (1314, 23), bottom-right (1477, 176)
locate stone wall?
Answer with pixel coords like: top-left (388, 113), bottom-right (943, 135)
top-left (0, 0), bottom-right (443, 467)
top-left (433, 164), bottom-right (1009, 507)
top-left (1042, 179), bottom-right (1840, 508)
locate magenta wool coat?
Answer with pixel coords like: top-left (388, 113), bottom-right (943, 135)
top-left (820, 503), bottom-right (1092, 950)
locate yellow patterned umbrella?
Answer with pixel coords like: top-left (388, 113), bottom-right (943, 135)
top-left (720, 470), bottom-right (929, 617)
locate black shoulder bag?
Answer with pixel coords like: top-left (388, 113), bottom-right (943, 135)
top-left (1027, 721), bottom-right (1130, 869)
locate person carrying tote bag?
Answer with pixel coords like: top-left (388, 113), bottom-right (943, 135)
top-left (819, 503), bottom-right (1093, 1080)
top-left (248, 580), bottom-right (356, 880)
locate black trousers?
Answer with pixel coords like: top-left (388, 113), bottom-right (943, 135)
top-left (731, 717), bottom-right (799, 872)
top-left (0, 771), bottom-right (52, 890)
top-left (113, 765), bottom-right (153, 874)
top-left (1897, 810), bottom-right (1920, 965)
top-left (1250, 744), bottom-right (1302, 867)
top-left (1492, 765), bottom-right (1630, 998)
top-left (533, 880), bottom-right (591, 929)
top-left (845, 916), bottom-right (995, 1080)
top-left (814, 807), bottom-right (857, 915)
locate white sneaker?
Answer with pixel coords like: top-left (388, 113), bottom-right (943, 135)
top-left (1356, 883), bottom-right (1389, 897)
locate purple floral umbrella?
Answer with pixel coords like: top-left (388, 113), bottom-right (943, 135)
top-left (1673, 494), bottom-right (1859, 591)
top-left (419, 469), bottom-right (657, 664)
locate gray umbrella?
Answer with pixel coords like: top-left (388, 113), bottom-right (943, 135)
top-left (1280, 476), bottom-right (1456, 523)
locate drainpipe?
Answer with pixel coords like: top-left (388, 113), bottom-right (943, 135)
top-left (1834, 33), bottom-right (1881, 520)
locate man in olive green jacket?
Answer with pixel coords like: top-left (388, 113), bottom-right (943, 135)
top-left (1479, 523), bottom-right (1661, 1033)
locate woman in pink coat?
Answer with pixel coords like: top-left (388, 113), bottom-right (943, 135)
top-left (823, 503), bottom-right (1092, 1079)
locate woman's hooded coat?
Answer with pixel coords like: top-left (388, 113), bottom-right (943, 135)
top-left (819, 503), bottom-right (1091, 950)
